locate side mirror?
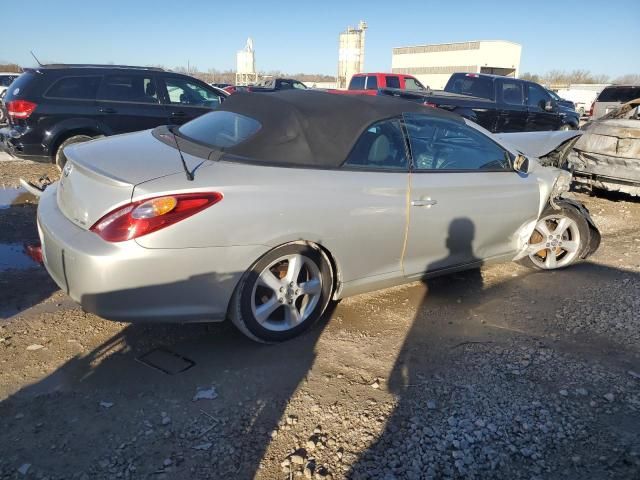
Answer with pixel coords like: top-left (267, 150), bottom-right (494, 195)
top-left (544, 100), bottom-right (555, 112)
top-left (514, 154), bottom-right (530, 174)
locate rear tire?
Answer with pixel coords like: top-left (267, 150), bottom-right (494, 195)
top-left (518, 206), bottom-right (590, 270)
top-left (229, 243), bottom-right (334, 343)
top-left (54, 135), bottom-right (93, 170)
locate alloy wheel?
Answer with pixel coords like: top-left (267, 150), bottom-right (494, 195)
top-left (250, 254), bottom-right (323, 332)
top-left (526, 214), bottom-right (581, 269)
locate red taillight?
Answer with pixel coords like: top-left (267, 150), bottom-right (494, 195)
top-left (7, 100), bottom-right (37, 119)
top-left (90, 192), bottom-right (223, 242)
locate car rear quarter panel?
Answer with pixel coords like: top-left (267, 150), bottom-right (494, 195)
top-left (133, 159), bottom-right (410, 284)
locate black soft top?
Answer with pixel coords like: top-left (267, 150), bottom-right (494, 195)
top-left (218, 90), bottom-right (463, 168)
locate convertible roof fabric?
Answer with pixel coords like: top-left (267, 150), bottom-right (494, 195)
top-left (217, 90), bottom-right (462, 168)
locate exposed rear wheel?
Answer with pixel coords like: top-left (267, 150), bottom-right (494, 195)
top-left (230, 244), bottom-right (333, 343)
top-left (55, 135), bottom-right (93, 170)
top-left (519, 207), bottom-right (589, 270)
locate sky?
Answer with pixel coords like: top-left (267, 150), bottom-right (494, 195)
top-left (1, 0), bottom-right (637, 78)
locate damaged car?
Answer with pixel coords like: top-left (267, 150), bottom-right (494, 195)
top-left (35, 91), bottom-right (600, 342)
top-left (567, 98), bottom-right (640, 196)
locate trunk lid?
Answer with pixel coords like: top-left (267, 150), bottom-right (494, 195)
top-left (57, 129), bottom-right (202, 229)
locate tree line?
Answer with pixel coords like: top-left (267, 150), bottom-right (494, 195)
top-left (520, 70), bottom-right (640, 86)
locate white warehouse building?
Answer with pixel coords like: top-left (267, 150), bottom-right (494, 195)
top-left (391, 40), bottom-right (522, 90)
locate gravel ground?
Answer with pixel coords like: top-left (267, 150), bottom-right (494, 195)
top-left (0, 158), bottom-right (638, 479)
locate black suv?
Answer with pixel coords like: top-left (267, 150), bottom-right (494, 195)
top-left (0, 64), bottom-right (227, 167)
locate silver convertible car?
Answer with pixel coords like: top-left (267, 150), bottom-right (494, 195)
top-left (37, 91), bottom-right (600, 342)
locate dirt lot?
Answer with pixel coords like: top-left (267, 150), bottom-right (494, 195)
top-left (0, 156), bottom-right (639, 479)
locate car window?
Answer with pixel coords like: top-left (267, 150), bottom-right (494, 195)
top-left (404, 114), bottom-right (510, 171)
top-left (349, 76), bottom-right (365, 90)
top-left (292, 81), bottom-right (307, 89)
top-left (164, 77), bottom-right (222, 107)
top-left (3, 72), bottom-right (36, 99)
top-left (366, 76), bottom-right (379, 90)
top-left (404, 77), bottom-right (426, 91)
top-left (344, 118), bottom-right (408, 170)
top-left (547, 90), bottom-right (561, 101)
top-left (597, 86), bottom-right (640, 103)
top-left (446, 74), bottom-right (495, 100)
top-left (46, 76), bottom-right (101, 100)
top-left (0, 75), bottom-right (17, 87)
top-left (277, 80), bottom-right (294, 89)
top-left (386, 76), bottom-right (401, 89)
top-left (501, 80), bottom-right (524, 106)
top-left (527, 83), bottom-right (550, 109)
top-left (98, 75), bottom-right (158, 103)
top-left (178, 110), bottom-right (261, 148)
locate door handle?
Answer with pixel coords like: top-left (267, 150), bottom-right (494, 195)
top-left (171, 111), bottom-right (186, 117)
top-left (99, 107), bottom-right (116, 114)
top-left (411, 199), bottom-right (438, 207)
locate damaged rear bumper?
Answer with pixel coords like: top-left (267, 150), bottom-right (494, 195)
top-left (568, 150), bottom-right (640, 196)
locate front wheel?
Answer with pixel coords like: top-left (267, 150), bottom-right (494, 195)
top-left (559, 123), bottom-right (576, 131)
top-left (519, 207), bottom-right (590, 270)
top-left (229, 244), bottom-right (334, 343)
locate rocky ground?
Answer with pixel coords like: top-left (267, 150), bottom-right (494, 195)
top-left (0, 155), bottom-right (638, 479)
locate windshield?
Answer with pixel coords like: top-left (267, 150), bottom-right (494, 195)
top-left (178, 110), bottom-right (261, 149)
top-left (405, 77), bottom-right (426, 91)
top-left (598, 86), bottom-right (640, 103)
top-left (547, 90), bottom-right (561, 101)
top-left (2, 72), bottom-right (35, 100)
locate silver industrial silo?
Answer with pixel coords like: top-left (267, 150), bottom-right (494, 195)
top-left (337, 20), bottom-right (367, 89)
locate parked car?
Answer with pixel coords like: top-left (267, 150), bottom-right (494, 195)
top-left (0, 72), bottom-right (20, 96)
top-left (247, 78), bottom-right (308, 92)
top-left (211, 83), bottom-right (233, 89)
top-left (0, 72), bottom-right (20, 123)
top-left (567, 98), bottom-right (640, 196)
top-left (347, 73), bottom-right (428, 93)
top-left (36, 90), bottom-right (599, 342)
top-left (0, 64), bottom-right (227, 168)
top-left (590, 85), bottom-right (640, 119)
top-left (379, 73), bottom-right (581, 132)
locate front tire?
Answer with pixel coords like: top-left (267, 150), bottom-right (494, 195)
top-left (559, 123), bottom-right (576, 131)
top-left (55, 135), bottom-right (93, 170)
top-left (229, 244), bottom-right (334, 343)
top-left (519, 206), bottom-right (590, 270)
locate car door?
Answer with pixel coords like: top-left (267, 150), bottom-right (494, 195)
top-left (525, 82), bottom-right (560, 131)
top-left (338, 117), bottom-right (411, 281)
top-left (496, 78), bottom-right (527, 132)
top-left (95, 73), bottom-right (167, 134)
top-left (159, 75), bottom-right (224, 125)
top-left (402, 114), bottom-right (540, 278)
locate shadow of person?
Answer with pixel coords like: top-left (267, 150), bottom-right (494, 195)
top-left (386, 217), bottom-right (484, 394)
top-left (0, 269), bottom-right (336, 479)
top-left (349, 217), bottom-right (489, 479)
top-left (348, 217), bottom-right (640, 479)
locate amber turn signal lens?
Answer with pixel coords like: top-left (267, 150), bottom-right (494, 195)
top-left (131, 196), bottom-right (178, 219)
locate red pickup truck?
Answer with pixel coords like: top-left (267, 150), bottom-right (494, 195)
top-left (346, 73), bottom-right (427, 94)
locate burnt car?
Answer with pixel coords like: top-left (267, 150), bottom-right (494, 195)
top-left (567, 98), bottom-right (640, 196)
